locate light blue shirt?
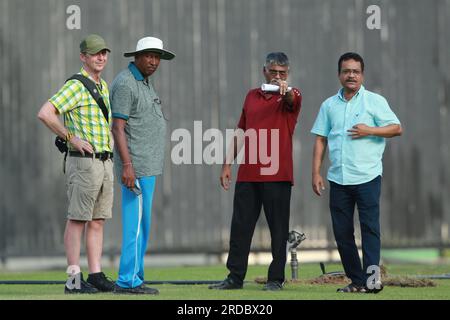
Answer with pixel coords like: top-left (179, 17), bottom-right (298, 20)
top-left (311, 86), bottom-right (400, 185)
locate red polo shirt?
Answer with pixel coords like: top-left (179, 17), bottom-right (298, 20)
top-left (236, 87), bottom-right (302, 184)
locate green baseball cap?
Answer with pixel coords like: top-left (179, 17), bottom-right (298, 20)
top-left (80, 34), bottom-right (111, 54)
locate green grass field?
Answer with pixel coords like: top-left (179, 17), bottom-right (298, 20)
top-left (0, 263), bottom-right (449, 300)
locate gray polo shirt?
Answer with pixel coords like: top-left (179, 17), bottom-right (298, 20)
top-left (110, 62), bottom-right (167, 179)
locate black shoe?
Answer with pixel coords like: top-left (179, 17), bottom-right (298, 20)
top-left (113, 283), bottom-right (159, 295)
top-left (365, 283), bottom-right (384, 294)
top-left (64, 272), bottom-right (99, 294)
top-left (262, 281), bottom-right (283, 291)
top-left (208, 278), bottom-right (243, 290)
top-left (87, 272), bottom-right (115, 292)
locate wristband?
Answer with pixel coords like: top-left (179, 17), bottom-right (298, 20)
top-left (65, 132), bottom-right (74, 142)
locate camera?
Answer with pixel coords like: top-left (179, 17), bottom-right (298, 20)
top-left (55, 136), bottom-right (68, 153)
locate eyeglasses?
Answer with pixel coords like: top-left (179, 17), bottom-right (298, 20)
top-left (341, 69), bottom-right (362, 76)
top-left (267, 69), bottom-right (288, 77)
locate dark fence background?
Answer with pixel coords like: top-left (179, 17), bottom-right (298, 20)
top-left (1, 0), bottom-right (449, 260)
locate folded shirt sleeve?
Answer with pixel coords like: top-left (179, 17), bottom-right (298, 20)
top-left (311, 101), bottom-right (331, 137)
top-left (49, 80), bottom-right (83, 114)
top-left (373, 96), bottom-right (401, 127)
top-left (111, 83), bottom-right (133, 121)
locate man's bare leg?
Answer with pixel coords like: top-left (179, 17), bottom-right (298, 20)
top-left (86, 219), bottom-right (105, 273)
top-left (64, 219), bottom-right (86, 272)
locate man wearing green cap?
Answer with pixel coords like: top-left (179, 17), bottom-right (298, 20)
top-left (38, 34), bottom-right (115, 294)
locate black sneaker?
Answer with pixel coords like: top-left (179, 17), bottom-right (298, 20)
top-left (113, 283), bottom-right (159, 295)
top-left (87, 272), bottom-right (115, 292)
top-left (262, 281), bottom-right (283, 291)
top-left (208, 278), bottom-right (243, 290)
top-left (64, 272), bottom-right (99, 294)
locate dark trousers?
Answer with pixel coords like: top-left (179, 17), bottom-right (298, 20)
top-left (226, 182), bottom-right (292, 286)
top-left (329, 176), bottom-right (381, 286)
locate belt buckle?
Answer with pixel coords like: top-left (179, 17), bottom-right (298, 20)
top-left (99, 152), bottom-right (107, 161)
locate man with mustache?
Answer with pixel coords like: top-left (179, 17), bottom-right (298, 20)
top-left (38, 34), bottom-right (115, 294)
top-left (311, 52), bottom-right (402, 293)
top-left (209, 52), bottom-right (302, 291)
top-left (110, 37), bottom-right (175, 295)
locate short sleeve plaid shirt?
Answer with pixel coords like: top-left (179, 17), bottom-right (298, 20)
top-left (49, 68), bottom-right (112, 152)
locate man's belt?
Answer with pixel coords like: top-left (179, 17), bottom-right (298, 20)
top-left (69, 151), bottom-right (113, 161)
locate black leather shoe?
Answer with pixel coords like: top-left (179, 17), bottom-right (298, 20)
top-left (114, 283), bottom-right (159, 295)
top-left (262, 281), bottom-right (283, 291)
top-left (208, 278), bottom-right (243, 290)
top-left (87, 272), bottom-right (115, 292)
top-left (64, 273), bottom-right (99, 294)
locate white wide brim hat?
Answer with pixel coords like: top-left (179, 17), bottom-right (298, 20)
top-left (124, 37), bottom-right (175, 60)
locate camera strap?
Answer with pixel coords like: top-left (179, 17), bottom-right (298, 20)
top-left (66, 74), bottom-right (109, 123)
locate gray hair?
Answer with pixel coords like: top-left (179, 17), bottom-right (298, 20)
top-left (264, 52), bottom-right (290, 69)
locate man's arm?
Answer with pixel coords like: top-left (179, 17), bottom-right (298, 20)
top-left (348, 123), bottom-right (402, 139)
top-left (220, 129), bottom-right (245, 191)
top-left (277, 79), bottom-right (296, 107)
top-left (312, 135), bottom-right (328, 196)
top-left (111, 118), bottom-right (136, 189)
top-left (283, 88), bottom-right (295, 106)
top-left (37, 101), bottom-right (94, 155)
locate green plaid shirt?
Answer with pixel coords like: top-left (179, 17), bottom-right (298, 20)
top-left (49, 68), bottom-right (112, 152)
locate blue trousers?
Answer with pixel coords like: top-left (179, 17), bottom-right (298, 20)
top-left (329, 176), bottom-right (381, 287)
top-left (116, 176), bottom-right (156, 288)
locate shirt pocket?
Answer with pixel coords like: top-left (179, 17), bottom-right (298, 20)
top-left (151, 97), bottom-right (163, 117)
top-left (152, 97), bottom-right (170, 122)
top-left (352, 109), bottom-right (375, 127)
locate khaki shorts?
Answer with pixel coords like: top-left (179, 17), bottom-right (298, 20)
top-left (65, 156), bottom-right (114, 221)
